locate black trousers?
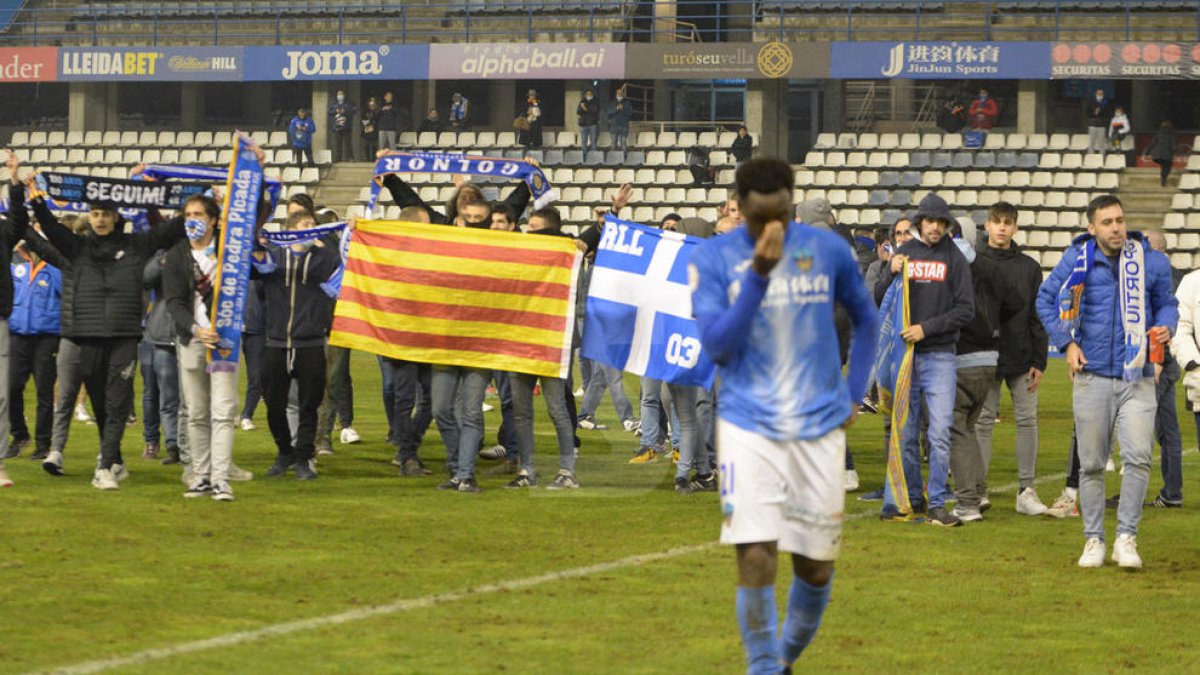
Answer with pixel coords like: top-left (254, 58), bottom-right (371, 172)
top-left (294, 146), bottom-right (314, 169)
top-left (331, 130), bottom-right (353, 163)
top-left (262, 346), bottom-right (326, 462)
top-left (9, 333), bottom-right (58, 450)
top-left (240, 332), bottom-right (264, 420)
top-left (1155, 158), bottom-right (1172, 186)
top-left (76, 337), bottom-right (139, 469)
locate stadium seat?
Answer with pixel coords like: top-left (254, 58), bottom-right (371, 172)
top-left (964, 171), bottom-right (986, 187)
top-left (995, 152), bottom-right (1017, 169)
top-left (826, 189), bottom-right (848, 205)
top-left (1068, 134), bottom-right (1089, 151)
top-left (985, 133), bottom-right (1006, 150)
top-left (268, 131), bottom-right (287, 147)
top-left (846, 152), bottom-right (867, 168)
top-left (1061, 154), bottom-right (1083, 170)
top-left (1104, 155), bottom-right (1125, 171)
top-left (195, 131), bottom-right (214, 147)
top-left (1047, 134), bottom-right (1070, 151)
top-left (824, 152), bottom-right (846, 168)
top-left (814, 133), bottom-right (836, 149)
top-left (836, 133), bottom-right (857, 149)
top-left (941, 134), bottom-right (962, 151)
top-left (197, 150), bottom-right (218, 165)
top-left (920, 134), bottom-right (942, 151)
top-left (1026, 134), bottom-right (1048, 151)
top-left (1015, 153), bottom-right (1038, 169)
top-left (858, 133), bottom-right (879, 149)
top-left (1038, 154), bottom-right (1062, 170)
top-left (974, 153), bottom-right (996, 169)
top-left (804, 151), bottom-right (825, 166)
top-left (866, 152), bottom-right (888, 169)
top-left (1005, 134), bottom-right (1027, 151)
top-left (1180, 174), bottom-right (1200, 191)
top-left (718, 132), bottom-right (737, 147)
top-left (1082, 154), bottom-right (1104, 170)
top-left (877, 133), bottom-right (899, 150)
top-left (1045, 192), bottom-right (1067, 209)
top-left (177, 131), bottom-right (195, 147)
top-left (678, 132), bottom-right (698, 147)
top-left (899, 133), bottom-right (921, 150)
top-left (1171, 193), bottom-right (1192, 210)
top-left (698, 132), bottom-right (717, 147)
top-left (858, 170), bottom-right (880, 186)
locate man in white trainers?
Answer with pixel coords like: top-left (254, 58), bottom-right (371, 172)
top-left (973, 202), bottom-right (1050, 516)
top-left (1036, 195), bottom-right (1177, 569)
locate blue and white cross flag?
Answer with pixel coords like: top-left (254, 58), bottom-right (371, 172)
top-left (582, 215), bottom-right (715, 389)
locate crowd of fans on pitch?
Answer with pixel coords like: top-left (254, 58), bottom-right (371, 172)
top-left (0, 119), bottom-right (1193, 551)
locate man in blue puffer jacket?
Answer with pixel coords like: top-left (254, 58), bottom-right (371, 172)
top-left (7, 237), bottom-right (62, 461)
top-left (1036, 194), bottom-right (1178, 570)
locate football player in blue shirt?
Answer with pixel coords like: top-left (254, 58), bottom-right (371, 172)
top-left (689, 158), bottom-right (879, 674)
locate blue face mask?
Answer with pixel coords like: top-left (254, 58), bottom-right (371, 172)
top-left (185, 218), bottom-right (208, 242)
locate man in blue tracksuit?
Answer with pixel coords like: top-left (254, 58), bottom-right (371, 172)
top-left (289, 108), bottom-right (317, 171)
top-left (6, 238), bottom-right (62, 460)
top-left (1036, 194), bottom-right (1177, 570)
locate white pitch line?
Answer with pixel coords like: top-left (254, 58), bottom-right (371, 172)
top-left (43, 448), bottom-right (1199, 674)
top-left (40, 543), bottom-right (718, 675)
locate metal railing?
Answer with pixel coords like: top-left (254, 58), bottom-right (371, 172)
top-left (3, 1), bottom-right (1200, 46)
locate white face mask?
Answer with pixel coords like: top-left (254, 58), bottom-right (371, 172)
top-left (337, 94), bottom-right (345, 103)
top-left (1096, 94), bottom-right (1104, 101)
top-left (585, 94), bottom-right (593, 101)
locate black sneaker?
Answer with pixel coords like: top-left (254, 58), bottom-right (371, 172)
top-left (858, 486), bottom-right (885, 501)
top-left (927, 506), bottom-right (963, 527)
top-left (3, 437), bottom-right (29, 459)
top-left (266, 457), bottom-right (294, 478)
top-left (295, 460), bottom-right (318, 480)
top-left (506, 471), bottom-right (536, 488)
top-left (674, 476), bottom-right (694, 494)
top-left (28, 447), bottom-right (49, 461)
top-left (457, 477), bottom-right (482, 493)
top-left (1105, 494), bottom-right (1121, 510)
top-left (161, 445), bottom-right (182, 466)
top-left (399, 458), bottom-right (432, 477)
top-left (859, 397), bottom-right (879, 414)
top-left (436, 477), bottom-right (462, 491)
top-left (183, 478), bottom-right (213, 498)
top-left (1147, 495), bottom-right (1182, 508)
top-left (690, 473), bottom-right (718, 492)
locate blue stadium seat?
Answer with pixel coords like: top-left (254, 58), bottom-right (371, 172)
top-left (898, 171), bottom-right (921, 187)
top-left (908, 152), bottom-right (931, 169)
top-left (877, 171), bottom-right (900, 188)
top-left (974, 152), bottom-right (996, 169)
top-left (1016, 152), bottom-right (1039, 169)
top-left (869, 190), bottom-right (890, 207)
top-left (995, 152), bottom-right (1017, 169)
top-left (930, 152), bottom-right (952, 169)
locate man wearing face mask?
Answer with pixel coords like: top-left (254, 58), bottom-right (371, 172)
top-left (968, 88), bottom-right (998, 131)
top-left (327, 89), bottom-right (357, 164)
top-left (577, 89), bottom-right (600, 157)
top-left (5, 153), bottom-right (187, 490)
top-left (1085, 88), bottom-right (1111, 155)
top-left (608, 84), bottom-right (632, 151)
top-left (161, 195), bottom-right (240, 501)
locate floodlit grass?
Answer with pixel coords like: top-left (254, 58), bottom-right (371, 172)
top-left (2, 359), bottom-right (1199, 673)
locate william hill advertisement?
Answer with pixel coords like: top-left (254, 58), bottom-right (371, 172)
top-left (58, 47), bottom-right (243, 81)
top-left (625, 42), bottom-right (828, 79)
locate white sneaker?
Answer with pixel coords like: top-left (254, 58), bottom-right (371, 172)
top-left (112, 464), bottom-right (130, 482)
top-left (1015, 487), bottom-right (1048, 516)
top-left (91, 468), bottom-right (119, 490)
top-left (0, 463), bottom-right (12, 488)
top-left (952, 505), bottom-right (984, 522)
top-left (1112, 533), bottom-right (1143, 569)
top-left (211, 480), bottom-right (235, 502)
top-left (478, 445), bottom-right (508, 460)
top-left (622, 419), bottom-right (641, 433)
top-left (573, 387), bottom-right (584, 397)
top-left (1105, 457), bottom-right (1116, 472)
top-left (74, 403), bottom-right (94, 423)
top-left (1078, 537), bottom-right (1105, 568)
top-left (239, 418), bottom-right (256, 431)
top-left (42, 450), bottom-right (64, 476)
top-left (227, 464), bottom-right (254, 482)
top-left (481, 403), bottom-right (495, 413)
top-left (844, 469), bottom-right (860, 492)
top-left (1046, 487), bottom-right (1080, 518)
top-left (339, 427), bottom-right (362, 444)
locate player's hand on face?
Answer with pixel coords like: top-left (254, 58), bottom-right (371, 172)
top-left (890, 254), bottom-right (907, 274)
top-left (1065, 342), bottom-right (1087, 381)
top-left (752, 221), bottom-right (784, 278)
top-left (900, 323), bottom-right (925, 343)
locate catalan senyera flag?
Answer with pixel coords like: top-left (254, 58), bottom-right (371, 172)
top-left (873, 264), bottom-right (914, 516)
top-left (329, 220), bottom-right (582, 379)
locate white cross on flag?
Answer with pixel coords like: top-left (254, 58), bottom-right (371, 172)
top-left (582, 216), bottom-right (715, 388)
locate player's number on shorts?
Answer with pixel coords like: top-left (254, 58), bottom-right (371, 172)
top-left (665, 333), bottom-right (701, 369)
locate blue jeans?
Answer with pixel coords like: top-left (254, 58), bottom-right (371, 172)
top-left (239, 332), bottom-right (264, 420)
top-left (492, 371), bottom-right (518, 455)
top-left (579, 362), bottom-right (635, 423)
top-left (138, 342), bottom-right (180, 448)
top-left (901, 351), bottom-right (956, 509)
top-left (580, 124), bottom-right (598, 155)
top-left (431, 366), bottom-right (490, 481)
top-left (639, 377), bottom-right (667, 448)
top-left (1154, 359), bottom-right (1183, 503)
top-left (1074, 373), bottom-right (1156, 540)
top-left (379, 356), bottom-right (419, 461)
top-left (511, 374), bottom-right (576, 478)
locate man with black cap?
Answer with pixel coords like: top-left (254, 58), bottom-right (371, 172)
top-left (6, 152), bottom-right (186, 490)
top-left (875, 192), bottom-right (975, 526)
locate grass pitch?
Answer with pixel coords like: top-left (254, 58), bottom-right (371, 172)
top-left (2, 359), bottom-right (1199, 673)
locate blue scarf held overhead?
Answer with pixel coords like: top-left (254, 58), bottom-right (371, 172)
top-left (207, 136), bottom-right (265, 373)
top-left (139, 164), bottom-right (283, 210)
top-left (365, 152), bottom-right (556, 214)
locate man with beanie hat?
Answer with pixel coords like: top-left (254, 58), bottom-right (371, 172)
top-left (875, 192), bottom-right (975, 526)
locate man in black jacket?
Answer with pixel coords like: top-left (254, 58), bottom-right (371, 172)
top-left (947, 218), bottom-right (1023, 523)
top-left (7, 152), bottom-right (186, 490)
top-left (577, 89), bottom-right (600, 157)
top-left (0, 153), bottom-right (36, 486)
top-left (252, 210), bottom-right (343, 480)
top-left (973, 202), bottom-right (1051, 516)
top-left (875, 192), bottom-right (974, 526)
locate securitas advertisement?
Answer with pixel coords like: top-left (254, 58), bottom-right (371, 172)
top-left (831, 41), bottom-right (1050, 79)
top-left (242, 44), bottom-right (428, 81)
top-left (59, 47), bottom-right (243, 81)
top-left (0, 46), bottom-right (56, 82)
top-left (1052, 42), bottom-right (1200, 79)
top-left (428, 43), bottom-right (624, 79)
